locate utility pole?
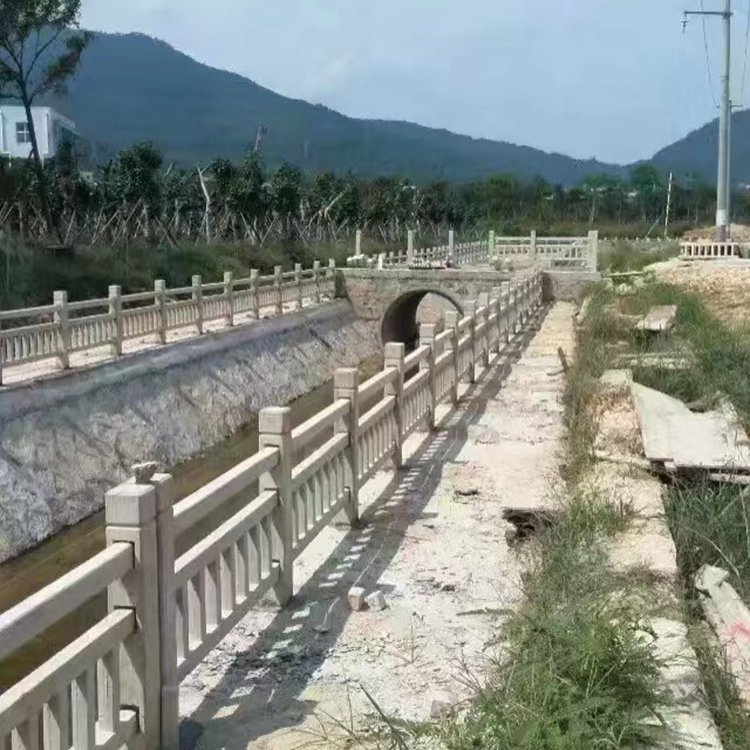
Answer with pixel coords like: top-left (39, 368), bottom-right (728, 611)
top-left (664, 171), bottom-right (674, 238)
top-left (684, 0), bottom-right (732, 240)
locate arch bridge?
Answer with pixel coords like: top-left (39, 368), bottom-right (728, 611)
top-left (343, 267), bottom-right (526, 346)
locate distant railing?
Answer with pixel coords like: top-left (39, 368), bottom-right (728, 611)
top-left (346, 229), bottom-right (598, 271)
top-left (0, 272), bottom-right (544, 750)
top-left (679, 240), bottom-right (744, 260)
top-left (491, 230), bottom-right (598, 271)
top-left (0, 260), bottom-right (337, 385)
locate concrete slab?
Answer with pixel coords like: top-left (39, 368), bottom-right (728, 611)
top-left (635, 305), bottom-right (677, 333)
top-left (641, 618), bottom-right (723, 750)
top-left (696, 564), bottom-right (750, 709)
top-left (632, 383), bottom-right (750, 470)
top-left (609, 518), bottom-right (679, 581)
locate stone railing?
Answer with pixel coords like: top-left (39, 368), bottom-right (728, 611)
top-left (0, 261), bottom-right (336, 384)
top-left (491, 230), bottom-right (598, 271)
top-left (679, 240), bottom-right (744, 260)
top-left (347, 229), bottom-right (489, 269)
top-left (346, 229), bottom-right (598, 271)
top-left (0, 272), bottom-right (543, 750)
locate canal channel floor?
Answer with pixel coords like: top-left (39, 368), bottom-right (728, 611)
top-left (179, 302), bottom-right (575, 750)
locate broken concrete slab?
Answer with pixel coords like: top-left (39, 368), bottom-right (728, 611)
top-left (632, 383), bottom-right (750, 471)
top-left (635, 305), bottom-right (677, 333)
top-left (615, 353), bottom-right (695, 371)
top-left (695, 564), bottom-right (750, 709)
top-left (608, 518), bottom-right (678, 581)
top-left (502, 507), bottom-right (559, 544)
top-left (640, 618), bottom-right (723, 750)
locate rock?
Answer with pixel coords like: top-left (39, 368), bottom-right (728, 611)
top-left (131, 461), bottom-right (159, 483)
top-left (430, 699), bottom-right (453, 719)
top-left (348, 586), bottom-right (366, 611)
top-left (366, 590), bottom-right (387, 610)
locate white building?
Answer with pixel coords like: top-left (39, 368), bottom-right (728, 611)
top-left (0, 105), bottom-right (77, 160)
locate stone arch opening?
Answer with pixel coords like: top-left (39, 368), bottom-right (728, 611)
top-left (380, 289), bottom-right (464, 349)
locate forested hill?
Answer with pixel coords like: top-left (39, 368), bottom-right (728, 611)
top-left (650, 109), bottom-right (750, 184)
top-left (48, 31), bottom-right (626, 184)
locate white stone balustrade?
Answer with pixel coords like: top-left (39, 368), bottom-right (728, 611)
top-left (0, 272), bottom-right (544, 750)
top-left (679, 240), bottom-right (744, 260)
top-left (0, 260), bottom-right (337, 385)
top-left (347, 229), bottom-right (598, 272)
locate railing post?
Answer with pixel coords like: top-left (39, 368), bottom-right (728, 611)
top-left (258, 407), bottom-right (294, 605)
top-left (313, 260), bottom-right (322, 303)
top-left (530, 230), bottom-right (538, 264)
top-left (334, 368), bottom-right (360, 525)
top-left (142, 470), bottom-right (179, 750)
top-left (384, 343), bottom-right (405, 469)
top-left (588, 229), bottom-right (599, 271)
top-left (443, 310), bottom-right (460, 405)
top-left (250, 269), bottom-right (260, 318)
top-left (407, 230), bottom-right (415, 264)
top-left (500, 283), bottom-right (511, 344)
top-left (328, 258), bottom-right (336, 296)
top-left (274, 265), bottom-right (283, 315)
top-left (355, 229), bottom-right (362, 257)
top-left (109, 284), bottom-right (123, 357)
top-left (477, 293), bottom-right (490, 368)
top-left (105, 482), bottom-right (162, 749)
top-left (191, 275), bottom-right (203, 335)
top-left (419, 324), bottom-right (437, 429)
top-left (53, 290), bottom-right (70, 370)
top-left (294, 263), bottom-right (303, 310)
top-left (489, 230), bottom-right (496, 261)
top-left (154, 280), bottom-right (167, 344)
top-left (464, 301), bottom-right (477, 384)
top-left (491, 286), bottom-right (502, 353)
top-left (223, 271), bottom-right (234, 327)
top-left (448, 229), bottom-right (455, 265)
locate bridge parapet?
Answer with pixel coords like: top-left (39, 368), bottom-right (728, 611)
top-left (347, 229), bottom-right (598, 272)
top-left (0, 273), bottom-right (545, 750)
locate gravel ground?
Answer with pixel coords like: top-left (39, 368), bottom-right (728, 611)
top-left (651, 258), bottom-right (750, 329)
top-left (178, 303), bottom-right (574, 750)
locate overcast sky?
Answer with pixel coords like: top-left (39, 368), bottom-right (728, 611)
top-left (79, 1), bottom-right (748, 165)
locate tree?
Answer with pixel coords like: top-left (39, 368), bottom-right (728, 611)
top-left (0, 0), bottom-right (90, 242)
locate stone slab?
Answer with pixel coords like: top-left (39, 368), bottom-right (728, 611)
top-left (635, 305), bottom-right (677, 333)
top-left (632, 383), bottom-right (750, 470)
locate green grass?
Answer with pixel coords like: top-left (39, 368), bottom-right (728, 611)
top-left (438, 492), bottom-right (665, 750)
top-left (562, 286), bottom-right (635, 483)
top-left (600, 239), bottom-right (679, 274)
top-left (562, 278), bottom-right (750, 748)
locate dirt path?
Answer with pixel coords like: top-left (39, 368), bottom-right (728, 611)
top-left (178, 303), bottom-right (575, 750)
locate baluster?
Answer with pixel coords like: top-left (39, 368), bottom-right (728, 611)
top-left (221, 546), bottom-right (236, 618)
top-left (43, 689), bottom-right (69, 750)
top-left (71, 667), bottom-right (96, 750)
top-left (98, 647), bottom-right (120, 736)
top-left (188, 570), bottom-right (207, 644)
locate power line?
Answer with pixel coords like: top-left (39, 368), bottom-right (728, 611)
top-left (700, 0), bottom-right (720, 107)
top-left (740, 0), bottom-right (750, 104)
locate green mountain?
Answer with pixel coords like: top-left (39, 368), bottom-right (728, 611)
top-left (650, 110), bottom-right (750, 185)
top-left (48, 31), bottom-right (626, 185)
